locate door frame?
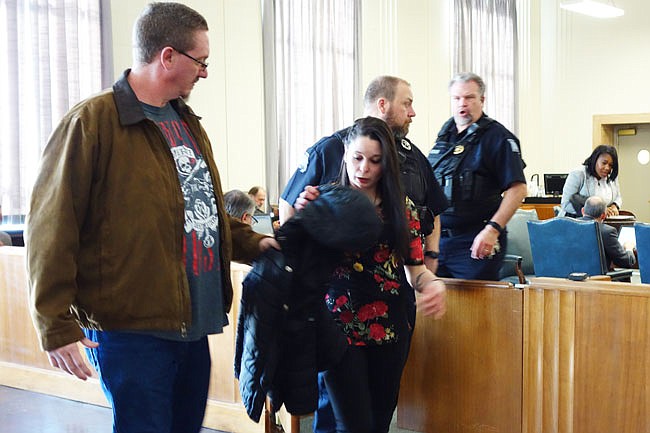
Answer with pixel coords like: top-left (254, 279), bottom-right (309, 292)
top-left (593, 113), bottom-right (650, 148)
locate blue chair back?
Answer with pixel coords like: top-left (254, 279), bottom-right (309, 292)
top-left (527, 217), bottom-right (607, 278)
top-left (635, 222), bottom-right (650, 284)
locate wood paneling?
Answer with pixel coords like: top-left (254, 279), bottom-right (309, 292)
top-left (399, 276), bottom-right (650, 433)
top-left (6, 245), bottom-right (650, 433)
top-left (523, 278), bottom-right (650, 433)
top-left (521, 203), bottom-right (557, 220)
top-left (0, 247), bottom-right (262, 433)
top-left (398, 279), bottom-right (523, 433)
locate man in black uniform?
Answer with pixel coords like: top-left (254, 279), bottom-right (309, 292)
top-left (428, 72), bottom-right (527, 281)
top-left (280, 76), bottom-right (447, 269)
top-left (280, 75), bottom-right (448, 433)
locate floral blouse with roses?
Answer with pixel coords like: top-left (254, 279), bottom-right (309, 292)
top-left (324, 197), bottom-right (424, 346)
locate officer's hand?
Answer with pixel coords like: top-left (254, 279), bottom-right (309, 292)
top-left (470, 225), bottom-right (500, 260)
top-left (294, 186), bottom-right (319, 211)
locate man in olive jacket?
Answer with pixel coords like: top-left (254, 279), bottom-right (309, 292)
top-left (26, 3), bottom-right (277, 433)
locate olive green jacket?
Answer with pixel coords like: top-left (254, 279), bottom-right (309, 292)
top-left (27, 70), bottom-right (264, 351)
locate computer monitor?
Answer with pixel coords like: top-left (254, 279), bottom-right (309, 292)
top-left (252, 214), bottom-right (275, 236)
top-left (543, 173), bottom-right (568, 197)
top-left (618, 225), bottom-right (636, 249)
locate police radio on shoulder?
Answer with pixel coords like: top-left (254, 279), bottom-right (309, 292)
top-left (486, 220), bottom-right (504, 235)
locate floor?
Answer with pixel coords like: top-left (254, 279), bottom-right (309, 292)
top-left (0, 385), bottom-right (225, 433)
top-left (0, 385), bottom-right (414, 433)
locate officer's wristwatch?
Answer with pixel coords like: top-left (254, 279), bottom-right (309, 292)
top-left (486, 220), bottom-right (505, 235)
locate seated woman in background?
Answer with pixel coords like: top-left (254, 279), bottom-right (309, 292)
top-left (295, 117), bottom-right (446, 433)
top-left (560, 144), bottom-right (622, 218)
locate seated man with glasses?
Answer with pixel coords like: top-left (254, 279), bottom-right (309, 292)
top-left (224, 189), bottom-right (258, 226)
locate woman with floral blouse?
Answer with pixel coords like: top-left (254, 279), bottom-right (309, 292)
top-left (295, 116), bottom-right (446, 433)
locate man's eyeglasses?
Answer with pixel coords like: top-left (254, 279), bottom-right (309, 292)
top-left (250, 216), bottom-right (259, 226)
top-left (173, 47), bottom-right (208, 71)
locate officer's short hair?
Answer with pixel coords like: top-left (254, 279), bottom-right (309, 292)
top-left (224, 190), bottom-right (255, 220)
top-left (583, 196), bottom-right (606, 218)
top-left (449, 72), bottom-right (486, 97)
top-left (364, 76), bottom-right (411, 108)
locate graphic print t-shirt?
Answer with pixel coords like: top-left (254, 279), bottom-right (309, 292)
top-left (142, 102), bottom-right (225, 340)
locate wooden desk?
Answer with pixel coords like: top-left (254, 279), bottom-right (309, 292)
top-left (604, 215), bottom-right (635, 234)
top-left (520, 197), bottom-right (561, 220)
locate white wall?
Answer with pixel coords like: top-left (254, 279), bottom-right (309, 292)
top-left (110, 0), bottom-right (650, 201)
top-left (359, 0), bottom-right (452, 154)
top-left (520, 0), bottom-right (650, 182)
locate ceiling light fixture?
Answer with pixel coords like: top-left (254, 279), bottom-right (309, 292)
top-left (560, 0), bottom-right (624, 18)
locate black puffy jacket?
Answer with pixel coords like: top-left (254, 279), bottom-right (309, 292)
top-left (234, 184), bottom-right (382, 422)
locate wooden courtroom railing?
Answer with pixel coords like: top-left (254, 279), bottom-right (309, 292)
top-left (0, 246), bottom-right (263, 433)
top-left (5, 244), bottom-right (649, 433)
top-left (399, 279), bottom-right (524, 432)
top-left (399, 277), bottom-right (650, 433)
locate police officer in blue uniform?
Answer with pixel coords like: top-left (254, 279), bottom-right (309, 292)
top-left (428, 72), bottom-right (527, 281)
top-left (280, 75), bottom-right (448, 433)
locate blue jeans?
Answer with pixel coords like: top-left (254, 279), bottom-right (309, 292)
top-left (83, 330), bottom-right (211, 433)
top-left (437, 229), bottom-right (507, 280)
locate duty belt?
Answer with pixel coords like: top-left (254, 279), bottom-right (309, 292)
top-left (440, 224), bottom-right (485, 238)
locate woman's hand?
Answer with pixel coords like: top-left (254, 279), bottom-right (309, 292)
top-left (294, 185), bottom-right (319, 211)
top-left (606, 204), bottom-right (619, 217)
top-left (416, 278), bottom-right (447, 319)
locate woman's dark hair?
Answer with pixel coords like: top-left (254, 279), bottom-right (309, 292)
top-left (339, 117), bottom-right (409, 258)
top-left (583, 144), bottom-right (619, 181)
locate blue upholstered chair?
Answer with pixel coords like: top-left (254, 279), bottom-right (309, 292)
top-left (635, 222), bottom-right (650, 284)
top-left (527, 217), bottom-right (632, 282)
top-left (499, 208), bottom-right (538, 284)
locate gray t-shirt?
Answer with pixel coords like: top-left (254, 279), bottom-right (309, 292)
top-left (140, 102), bottom-right (225, 340)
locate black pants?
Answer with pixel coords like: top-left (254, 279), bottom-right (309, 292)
top-left (323, 338), bottom-right (410, 433)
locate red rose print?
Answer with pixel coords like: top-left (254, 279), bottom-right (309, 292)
top-left (369, 323), bottom-right (386, 340)
top-left (339, 310), bottom-right (353, 324)
top-left (374, 247), bottom-right (390, 263)
top-left (357, 304), bottom-right (374, 321)
top-left (374, 273), bottom-right (384, 283)
top-left (335, 295), bottom-right (348, 307)
top-left (409, 239), bottom-right (424, 260)
top-left (372, 301), bottom-right (388, 316)
top-left (382, 280), bottom-right (399, 291)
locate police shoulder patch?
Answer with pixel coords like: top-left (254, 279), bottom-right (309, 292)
top-left (508, 139), bottom-right (520, 154)
top-left (298, 150), bottom-right (310, 173)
